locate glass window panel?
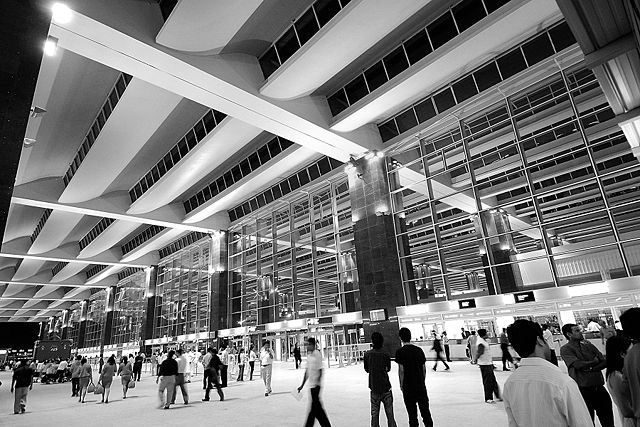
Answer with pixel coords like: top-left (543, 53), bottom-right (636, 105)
top-left (383, 45), bottom-right (409, 80)
top-left (395, 108), bottom-right (418, 134)
top-left (452, 0), bottom-right (487, 33)
top-left (552, 245), bottom-right (625, 286)
top-left (213, 110), bottom-right (226, 125)
top-left (427, 11), bottom-right (458, 50)
top-left (414, 98), bottom-right (437, 123)
top-left (549, 22), bottom-right (576, 52)
top-left (404, 30), bottom-right (432, 65)
top-left (522, 33), bottom-right (554, 66)
top-left (314, 0), bottom-right (341, 26)
top-left (202, 111), bottom-right (216, 133)
top-left (452, 74), bottom-right (478, 103)
top-left (259, 46), bottom-right (280, 78)
top-left (275, 27), bottom-right (299, 64)
top-left (433, 87), bottom-right (456, 113)
top-left (344, 75), bottom-right (369, 105)
top-left (364, 61), bottom-right (388, 92)
top-left (295, 8), bottom-right (319, 45)
top-left (484, 0), bottom-right (510, 13)
top-left (328, 89), bottom-right (349, 116)
top-left (379, 119), bottom-right (399, 142)
top-left (497, 48), bottom-right (527, 80)
top-left (474, 61), bottom-right (502, 92)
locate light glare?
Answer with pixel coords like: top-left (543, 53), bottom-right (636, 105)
top-left (52, 3), bottom-right (72, 24)
top-left (44, 38), bottom-right (57, 56)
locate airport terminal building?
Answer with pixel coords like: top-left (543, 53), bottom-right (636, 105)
top-left (2, 0), bottom-right (640, 360)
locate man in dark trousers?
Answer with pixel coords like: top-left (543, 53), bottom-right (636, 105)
top-left (297, 337), bottom-right (331, 427)
top-left (560, 323), bottom-right (614, 427)
top-left (156, 349), bottom-right (178, 409)
top-left (364, 332), bottom-right (397, 427)
top-left (11, 359), bottom-right (33, 414)
top-left (133, 352), bottom-right (143, 381)
top-left (395, 327), bottom-right (434, 427)
top-left (441, 331), bottom-right (451, 363)
top-left (431, 331), bottom-right (449, 371)
top-left (499, 328), bottom-right (515, 371)
top-left (202, 348), bottom-right (224, 402)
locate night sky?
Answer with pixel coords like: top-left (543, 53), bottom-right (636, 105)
top-left (0, 322), bottom-right (40, 350)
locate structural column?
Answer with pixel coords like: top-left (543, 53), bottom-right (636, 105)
top-left (77, 299), bottom-right (89, 349)
top-left (210, 232), bottom-right (229, 333)
top-left (61, 309), bottom-right (70, 340)
top-left (100, 286), bottom-right (116, 356)
top-left (141, 266), bottom-right (158, 355)
top-left (348, 154), bottom-right (417, 355)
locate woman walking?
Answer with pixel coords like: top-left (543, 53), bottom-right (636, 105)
top-left (248, 344), bottom-right (256, 381)
top-left (78, 357), bottom-right (92, 403)
top-left (118, 356), bottom-right (133, 399)
top-left (99, 356), bottom-right (116, 403)
top-left (237, 348), bottom-right (246, 381)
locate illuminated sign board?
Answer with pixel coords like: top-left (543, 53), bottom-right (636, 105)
top-left (514, 291), bottom-right (535, 304)
top-left (458, 299), bottom-right (476, 309)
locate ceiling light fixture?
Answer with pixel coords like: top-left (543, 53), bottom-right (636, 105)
top-left (44, 36), bottom-right (58, 56)
top-left (23, 138), bottom-right (37, 148)
top-left (51, 3), bottom-right (72, 24)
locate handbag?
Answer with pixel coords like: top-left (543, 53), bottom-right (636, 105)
top-left (94, 382), bottom-right (104, 394)
top-left (128, 379), bottom-right (136, 389)
top-left (87, 380), bottom-right (95, 394)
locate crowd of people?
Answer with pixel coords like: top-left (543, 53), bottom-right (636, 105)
top-left (5, 307), bottom-right (640, 426)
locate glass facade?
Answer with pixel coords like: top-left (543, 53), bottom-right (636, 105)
top-left (387, 64), bottom-right (640, 302)
top-left (84, 290), bottom-right (107, 348)
top-left (153, 238), bottom-right (212, 338)
top-left (228, 177), bottom-right (359, 327)
top-left (111, 270), bottom-right (146, 345)
top-left (66, 305), bottom-right (81, 349)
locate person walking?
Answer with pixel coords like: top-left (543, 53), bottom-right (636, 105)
top-left (441, 332), bottom-right (451, 363)
top-left (237, 348), bottom-right (246, 381)
top-left (248, 344), bottom-right (257, 380)
top-left (620, 307), bottom-right (640, 426)
top-left (541, 324), bottom-right (558, 366)
top-left (156, 349), bottom-right (178, 409)
top-left (297, 337), bottom-right (331, 427)
top-left (133, 352), bottom-right (143, 382)
top-left (117, 355), bottom-right (133, 399)
top-left (150, 352), bottom-right (157, 376)
top-left (475, 328), bottom-right (501, 404)
top-left (202, 349), bottom-right (212, 390)
top-left (170, 349), bottom-right (189, 405)
top-left (364, 332), bottom-right (397, 427)
top-left (99, 355), bottom-right (116, 404)
top-left (560, 323), bottom-right (614, 427)
top-left (11, 359), bottom-right (34, 415)
top-left (260, 341), bottom-right (275, 396)
top-left (202, 348), bottom-right (224, 402)
top-left (502, 320), bottom-right (591, 427)
top-left (431, 332), bottom-right (449, 371)
top-left (78, 357), bottom-right (92, 403)
top-left (605, 335), bottom-right (635, 427)
top-left (219, 345), bottom-right (229, 388)
top-left (499, 328), bottom-right (515, 371)
top-left (57, 358), bottom-right (68, 383)
top-left (395, 327), bottom-right (433, 427)
top-left (70, 355), bottom-right (81, 397)
top-left (294, 343), bottom-right (302, 369)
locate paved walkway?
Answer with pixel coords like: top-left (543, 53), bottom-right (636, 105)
top-left (0, 360), bottom-right (611, 426)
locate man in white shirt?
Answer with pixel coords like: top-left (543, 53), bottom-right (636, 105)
top-left (57, 358), bottom-right (68, 383)
top-left (219, 345), bottom-right (229, 388)
top-left (260, 341), bottom-right (274, 396)
top-left (503, 319), bottom-right (592, 427)
top-left (586, 319), bottom-right (601, 333)
top-left (541, 324), bottom-right (558, 366)
top-left (170, 349), bottom-right (188, 405)
top-left (297, 338), bottom-right (331, 427)
top-left (202, 349), bottom-right (212, 391)
top-left (475, 329), bottom-right (501, 403)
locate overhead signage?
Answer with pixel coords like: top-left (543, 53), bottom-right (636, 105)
top-left (458, 299), bottom-right (476, 309)
top-left (514, 291), bottom-right (535, 304)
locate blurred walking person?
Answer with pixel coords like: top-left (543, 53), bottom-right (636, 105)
top-left (431, 332), bottom-right (449, 371)
top-left (70, 355), bottom-right (81, 397)
top-left (78, 357), bottom-right (92, 403)
top-left (202, 348), bottom-right (224, 402)
top-left (260, 341), bottom-right (275, 396)
top-left (499, 328), bottom-right (515, 371)
top-left (170, 349), bottom-right (189, 405)
top-left (118, 355), bottom-right (133, 399)
top-left (248, 344), bottom-right (257, 380)
top-left (475, 329), bottom-right (501, 404)
top-left (297, 338), bottom-right (332, 427)
top-left (441, 332), bottom-right (451, 363)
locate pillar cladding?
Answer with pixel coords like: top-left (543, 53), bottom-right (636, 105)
top-left (348, 154), bottom-right (416, 351)
top-left (141, 266), bottom-right (158, 355)
top-left (209, 232), bottom-right (229, 332)
top-left (101, 286), bottom-right (117, 351)
top-left (77, 299), bottom-right (89, 349)
top-left (38, 321), bottom-right (47, 340)
top-left (61, 309), bottom-right (70, 340)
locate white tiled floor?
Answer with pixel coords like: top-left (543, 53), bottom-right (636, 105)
top-left (0, 360), bottom-right (521, 426)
